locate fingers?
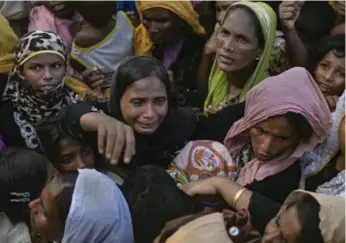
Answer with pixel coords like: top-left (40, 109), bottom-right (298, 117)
top-left (82, 67), bottom-right (97, 77)
top-left (97, 125), bottom-right (107, 154)
top-left (123, 125), bottom-right (135, 164)
top-left (90, 79), bottom-right (104, 89)
top-left (105, 127), bottom-right (117, 162)
top-left (110, 126), bottom-right (125, 165)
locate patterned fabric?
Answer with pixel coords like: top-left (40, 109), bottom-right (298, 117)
top-left (2, 30), bottom-right (73, 149)
top-left (301, 92), bottom-right (345, 196)
top-left (71, 11), bottom-right (134, 88)
top-left (169, 140), bottom-right (237, 183)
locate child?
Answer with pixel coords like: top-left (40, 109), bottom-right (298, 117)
top-left (28, 1), bottom-right (82, 51)
top-left (68, 1), bottom-right (135, 97)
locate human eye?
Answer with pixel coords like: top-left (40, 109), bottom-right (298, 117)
top-left (52, 63), bottom-right (63, 69)
top-left (30, 65), bottom-right (42, 71)
top-left (61, 156), bottom-right (73, 164)
top-left (154, 97), bottom-right (166, 106)
top-left (130, 99), bottom-right (144, 107)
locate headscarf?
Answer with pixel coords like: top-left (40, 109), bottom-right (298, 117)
top-left (2, 30), bottom-right (73, 149)
top-left (62, 169), bottom-right (133, 243)
top-left (108, 56), bottom-right (197, 160)
top-left (134, 1), bottom-right (205, 55)
top-left (283, 190), bottom-right (345, 243)
top-left (301, 91), bottom-right (345, 196)
top-left (224, 67), bottom-right (332, 186)
top-left (166, 213), bottom-right (233, 243)
top-left (204, 2), bottom-right (277, 109)
top-left (0, 14), bottom-right (18, 73)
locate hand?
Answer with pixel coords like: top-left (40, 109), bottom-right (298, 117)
top-left (335, 1), bottom-right (345, 16)
top-left (78, 89), bottom-right (108, 102)
top-left (279, 1), bottom-right (305, 31)
top-left (325, 95), bottom-right (338, 111)
top-left (82, 67), bottom-right (104, 89)
top-left (80, 112), bottom-right (135, 165)
top-left (181, 177), bottom-right (220, 197)
top-left (126, 11), bottom-right (140, 27)
top-left (204, 38), bottom-right (220, 56)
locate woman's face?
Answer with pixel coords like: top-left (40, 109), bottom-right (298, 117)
top-left (217, 8), bottom-right (262, 73)
top-left (120, 76), bottom-right (168, 134)
top-left (215, 1), bottom-right (235, 25)
top-left (22, 53), bottom-right (65, 94)
top-left (29, 177), bottom-right (63, 242)
top-left (249, 116), bottom-right (298, 161)
top-left (314, 50), bottom-right (345, 97)
top-left (262, 206), bottom-right (302, 243)
top-left (56, 137), bottom-right (95, 173)
top-left (142, 7), bottom-right (184, 46)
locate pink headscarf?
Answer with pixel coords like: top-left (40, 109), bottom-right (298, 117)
top-left (224, 67), bottom-right (332, 186)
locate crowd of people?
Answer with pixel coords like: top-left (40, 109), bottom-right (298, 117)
top-left (0, 1), bottom-right (344, 243)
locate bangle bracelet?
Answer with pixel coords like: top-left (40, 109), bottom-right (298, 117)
top-left (232, 188), bottom-right (247, 208)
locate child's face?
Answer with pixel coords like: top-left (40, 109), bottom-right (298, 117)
top-left (56, 137), bottom-right (95, 173)
top-left (42, 1), bottom-right (75, 19)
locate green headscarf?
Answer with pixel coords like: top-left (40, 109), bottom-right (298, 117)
top-left (204, 2), bottom-right (277, 109)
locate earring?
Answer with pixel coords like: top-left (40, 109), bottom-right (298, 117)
top-left (255, 54), bottom-right (261, 61)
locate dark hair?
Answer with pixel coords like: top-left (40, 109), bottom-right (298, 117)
top-left (121, 165), bottom-right (203, 243)
top-left (225, 5), bottom-right (265, 49)
top-left (72, 1), bottom-right (117, 28)
top-left (54, 172), bottom-right (79, 233)
top-left (36, 116), bottom-right (69, 167)
top-left (36, 116), bottom-right (92, 171)
top-left (286, 193), bottom-right (324, 243)
top-left (295, 1), bottom-right (336, 43)
top-left (0, 148), bottom-right (50, 224)
top-left (284, 112), bottom-right (313, 142)
top-left (310, 35), bottom-right (345, 71)
top-left (109, 56), bottom-right (171, 120)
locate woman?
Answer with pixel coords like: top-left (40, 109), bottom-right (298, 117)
top-left (135, 1), bottom-right (206, 108)
top-left (58, 56), bottom-right (246, 171)
top-left (29, 169), bottom-right (133, 243)
top-left (0, 148), bottom-right (54, 243)
top-left (310, 35), bottom-right (345, 111)
top-left (173, 67), bottom-right (331, 203)
top-left (301, 91), bottom-right (345, 196)
top-left (178, 185), bottom-right (345, 243)
top-left (0, 30), bottom-right (73, 150)
top-left (204, 2), bottom-right (276, 113)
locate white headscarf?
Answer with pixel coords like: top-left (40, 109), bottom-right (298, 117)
top-left (62, 169), bottom-right (134, 243)
top-left (301, 91), bottom-right (345, 196)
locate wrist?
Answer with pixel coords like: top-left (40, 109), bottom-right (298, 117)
top-left (80, 112), bottom-right (102, 131)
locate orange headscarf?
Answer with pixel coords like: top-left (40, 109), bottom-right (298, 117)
top-left (134, 1), bottom-right (205, 55)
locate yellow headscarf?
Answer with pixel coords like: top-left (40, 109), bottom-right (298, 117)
top-left (204, 2), bottom-right (277, 109)
top-left (0, 14), bottom-right (18, 73)
top-left (134, 1), bottom-right (205, 56)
